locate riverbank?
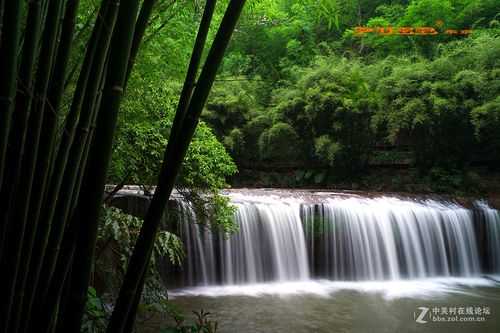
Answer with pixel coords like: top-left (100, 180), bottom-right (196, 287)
top-left (107, 165), bottom-right (500, 210)
top-left (231, 167), bottom-right (500, 209)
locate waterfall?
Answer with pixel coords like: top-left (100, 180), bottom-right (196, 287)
top-left (219, 203), bottom-right (309, 284)
top-left (177, 200), bottom-right (309, 285)
top-left (167, 192), bottom-right (500, 286)
top-left (302, 198), bottom-right (480, 281)
top-left (476, 201), bottom-right (500, 272)
top-left (178, 201), bottom-right (217, 286)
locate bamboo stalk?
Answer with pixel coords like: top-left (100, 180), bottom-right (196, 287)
top-left (20, 1), bottom-right (119, 330)
top-left (12, 2), bottom-right (82, 332)
top-left (53, 269), bottom-right (73, 333)
top-left (41, 233), bottom-right (77, 333)
top-left (169, 0), bottom-right (217, 147)
top-left (124, 0), bottom-right (157, 84)
top-left (2, 0), bottom-right (43, 203)
top-left (37, 173), bottom-right (82, 333)
top-left (0, 0), bottom-right (42, 267)
top-left (98, 0), bottom-right (216, 324)
top-left (0, 0), bottom-right (22, 256)
top-left (60, 0), bottom-right (142, 330)
top-left (0, 0), bottom-right (42, 274)
top-left (0, 0), bottom-right (5, 46)
top-left (122, 272), bottom-right (146, 333)
top-left (36, 5), bottom-right (117, 301)
top-left (28, 0), bottom-right (82, 235)
top-left (62, 3), bottom-right (99, 91)
top-left (0, 0), bottom-right (65, 330)
top-left (5, 1), bottom-right (46, 331)
top-left (106, 2), bottom-right (246, 332)
top-left (46, 95), bottom-right (100, 333)
top-left (0, 0), bottom-right (22, 185)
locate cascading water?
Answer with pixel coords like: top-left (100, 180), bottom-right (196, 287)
top-left (302, 198), bottom-right (480, 281)
top-left (177, 201), bottom-right (217, 286)
top-left (219, 202), bottom-right (309, 284)
top-left (171, 191), bottom-right (500, 287)
top-left (476, 201), bottom-right (500, 272)
top-left (177, 200), bottom-right (309, 285)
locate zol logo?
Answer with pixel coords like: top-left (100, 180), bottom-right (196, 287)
top-left (414, 307), bottom-right (430, 324)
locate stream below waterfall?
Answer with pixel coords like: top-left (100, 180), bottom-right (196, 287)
top-left (164, 280), bottom-right (500, 333)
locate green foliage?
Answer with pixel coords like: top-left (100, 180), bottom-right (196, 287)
top-left (402, 0), bottom-right (455, 27)
top-left (372, 31), bottom-right (499, 171)
top-left (101, 0), bottom-right (499, 196)
top-left (93, 206), bottom-right (232, 331)
top-left (160, 309), bottom-right (219, 333)
top-left (204, 78), bottom-right (256, 136)
top-left (180, 124), bottom-right (237, 191)
top-left (258, 58), bottom-right (375, 176)
top-left (202, 77), bottom-right (268, 162)
top-left (202, 1), bottom-right (499, 189)
top-left (110, 69), bottom-right (238, 231)
top-left (210, 193), bottom-right (239, 234)
top-left (223, 128), bottom-right (246, 159)
top-left (111, 76), bottom-right (238, 190)
top-left (259, 122), bottom-right (301, 161)
top-left (426, 167), bottom-right (466, 193)
top-left (471, 96), bottom-right (500, 160)
top-left (82, 287), bottom-right (107, 333)
top-left (111, 123), bottom-right (167, 186)
top-left (314, 135), bottom-right (340, 166)
top-left (97, 206), bottom-right (184, 293)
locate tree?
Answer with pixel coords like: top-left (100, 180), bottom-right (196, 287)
top-left (0, 0), bottom-right (246, 332)
top-left (106, 1), bottom-right (247, 332)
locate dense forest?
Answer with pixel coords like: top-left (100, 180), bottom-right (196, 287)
top-left (112, 0), bottom-right (500, 194)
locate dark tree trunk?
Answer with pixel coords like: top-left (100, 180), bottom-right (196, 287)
top-left (106, 1), bottom-right (246, 332)
top-left (13, 2), bottom-right (81, 332)
top-left (59, 0), bottom-right (142, 330)
top-left (0, 0), bottom-right (22, 259)
top-left (20, 2), bottom-right (119, 330)
top-left (0, 0), bottom-right (65, 331)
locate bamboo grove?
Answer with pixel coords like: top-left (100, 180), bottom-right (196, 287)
top-left (0, 0), bottom-right (246, 332)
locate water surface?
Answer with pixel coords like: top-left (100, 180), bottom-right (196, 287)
top-left (164, 278), bottom-right (500, 333)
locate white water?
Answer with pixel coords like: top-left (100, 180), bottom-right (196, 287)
top-left (303, 197), bottom-right (480, 280)
top-left (170, 277), bottom-right (500, 299)
top-left (178, 199), bottom-right (309, 285)
top-left (219, 202), bottom-right (309, 284)
top-left (173, 191), bottom-right (500, 288)
top-left (477, 201), bottom-right (500, 272)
